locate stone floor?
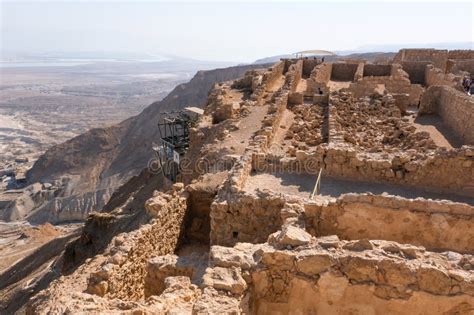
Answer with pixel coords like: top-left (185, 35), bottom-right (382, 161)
top-left (245, 172), bottom-right (474, 205)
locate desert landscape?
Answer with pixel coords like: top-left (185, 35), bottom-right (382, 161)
top-left (0, 57), bottom-right (232, 187)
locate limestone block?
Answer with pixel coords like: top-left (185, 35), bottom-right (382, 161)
top-left (295, 251), bottom-right (333, 275)
top-left (145, 255), bottom-right (194, 297)
top-left (270, 225), bottom-right (312, 247)
top-left (210, 245), bottom-right (256, 270)
top-left (202, 266), bottom-right (247, 294)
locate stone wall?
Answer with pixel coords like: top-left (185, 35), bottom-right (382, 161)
top-left (346, 72), bottom-right (423, 106)
top-left (330, 63), bottom-right (359, 81)
top-left (344, 80), bottom-right (380, 98)
top-left (250, 241), bottom-right (474, 314)
top-left (302, 58), bottom-right (319, 78)
top-left (424, 64), bottom-right (462, 89)
top-left (448, 59), bottom-right (474, 75)
top-left (87, 185), bottom-right (188, 300)
top-left (210, 191), bottom-right (285, 246)
top-left (185, 182), bottom-right (218, 244)
top-left (393, 49), bottom-right (448, 70)
top-left (362, 64), bottom-right (392, 77)
top-left (385, 80), bottom-right (424, 106)
top-left (448, 50), bottom-right (474, 60)
top-left (306, 63), bottom-right (332, 95)
top-left (305, 193), bottom-right (474, 253)
top-left (420, 86), bottom-right (474, 144)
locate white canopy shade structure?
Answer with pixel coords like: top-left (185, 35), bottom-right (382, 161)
top-left (293, 50), bottom-right (336, 58)
top-left (184, 106), bottom-right (204, 115)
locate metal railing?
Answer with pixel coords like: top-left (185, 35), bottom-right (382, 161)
top-left (310, 168), bottom-right (323, 199)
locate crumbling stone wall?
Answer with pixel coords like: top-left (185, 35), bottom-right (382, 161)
top-left (305, 193), bottom-right (474, 253)
top-left (394, 49), bottom-right (474, 75)
top-left (210, 191), bottom-right (285, 246)
top-left (87, 186), bottom-right (188, 300)
top-left (354, 63), bottom-right (365, 81)
top-left (420, 86), bottom-right (474, 144)
top-left (284, 60), bottom-right (303, 93)
top-left (231, 69), bottom-right (265, 93)
top-left (330, 63), bottom-right (359, 81)
top-left (223, 68), bottom-right (297, 195)
top-left (249, 61), bottom-right (285, 104)
top-left (263, 93), bottom-right (289, 143)
top-left (424, 64), bottom-right (462, 89)
top-left (204, 83), bottom-right (241, 123)
top-left (306, 63), bottom-right (332, 95)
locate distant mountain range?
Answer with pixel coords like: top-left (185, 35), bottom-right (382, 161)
top-left (0, 51), bottom-right (239, 68)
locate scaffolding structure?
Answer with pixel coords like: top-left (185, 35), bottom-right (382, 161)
top-left (154, 108), bottom-right (201, 181)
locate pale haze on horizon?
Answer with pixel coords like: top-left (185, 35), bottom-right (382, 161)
top-left (1, 0), bottom-right (473, 62)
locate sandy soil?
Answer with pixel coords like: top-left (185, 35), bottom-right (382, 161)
top-left (408, 109), bottom-right (462, 148)
top-left (327, 80), bottom-right (351, 91)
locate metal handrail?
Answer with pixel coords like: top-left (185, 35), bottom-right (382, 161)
top-left (310, 168), bottom-right (323, 199)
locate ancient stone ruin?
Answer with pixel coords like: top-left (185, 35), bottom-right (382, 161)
top-left (27, 49), bottom-right (474, 314)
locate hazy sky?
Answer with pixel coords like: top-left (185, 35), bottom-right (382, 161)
top-left (1, 0), bottom-right (473, 62)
